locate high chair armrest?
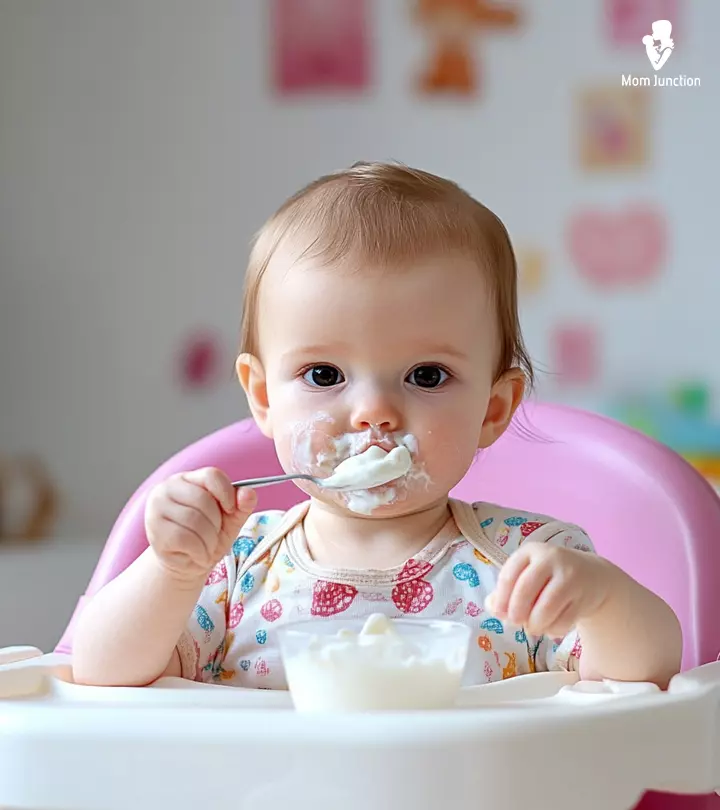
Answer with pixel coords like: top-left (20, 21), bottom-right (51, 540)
top-left (666, 661), bottom-right (720, 794)
top-left (669, 660), bottom-right (720, 695)
top-left (0, 646), bottom-right (43, 666)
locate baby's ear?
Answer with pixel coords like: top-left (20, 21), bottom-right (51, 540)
top-left (236, 353), bottom-right (273, 438)
top-left (477, 369), bottom-right (525, 449)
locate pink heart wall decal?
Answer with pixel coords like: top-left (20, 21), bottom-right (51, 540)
top-left (567, 206), bottom-right (667, 287)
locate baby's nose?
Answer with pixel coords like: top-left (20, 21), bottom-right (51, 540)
top-left (349, 391), bottom-right (403, 433)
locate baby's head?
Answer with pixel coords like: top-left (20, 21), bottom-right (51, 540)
top-left (237, 162), bottom-right (532, 516)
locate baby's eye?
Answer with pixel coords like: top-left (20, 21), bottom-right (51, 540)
top-left (407, 365), bottom-right (449, 389)
top-left (302, 365), bottom-right (345, 388)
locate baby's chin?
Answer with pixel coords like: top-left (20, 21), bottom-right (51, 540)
top-left (305, 480), bottom-right (443, 518)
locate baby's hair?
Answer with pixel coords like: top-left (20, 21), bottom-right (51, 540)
top-left (239, 161), bottom-right (534, 389)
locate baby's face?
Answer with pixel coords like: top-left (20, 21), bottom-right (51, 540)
top-left (248, 249), bottom-right (509, 517)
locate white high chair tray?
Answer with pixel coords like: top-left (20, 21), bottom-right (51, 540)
top-left (1, 647), bottom-right (719, 810)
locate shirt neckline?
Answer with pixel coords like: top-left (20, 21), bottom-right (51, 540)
top-left (284, 512), bottom-right (466, 586)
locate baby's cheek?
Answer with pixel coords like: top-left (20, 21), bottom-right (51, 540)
top-left (283, 415), bottom-right (341, 475)
top-left (419, 428), bottom-right (478, 487)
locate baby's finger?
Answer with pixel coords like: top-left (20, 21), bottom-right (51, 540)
top-left (525, 579), bottom-right (574, 636)
top-left (486, 548), bottom-right (532, 617)
top-left (160, 500), bottom-right (219, 553)
top-left (182, 468), bottom-right (235, 514)
top-left (506, 561), bottom-right (553, 627)
top-left (537, 602), bottom-right (577, 639)
top-left (218, 488), bottom-right (258, 546)
top-left (165, 477), bottom-right (223, 533)
top-left (235, 486), bottom-right (257, 515)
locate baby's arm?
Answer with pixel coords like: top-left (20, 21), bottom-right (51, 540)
top-left (72, 549), bottom-right (201, 685)
top-left (488, 527), bottom-right (682, 689)
top-left (72, 469), bottom-right (256, 687)
top-left (574, 565), bottom-right (682, 687)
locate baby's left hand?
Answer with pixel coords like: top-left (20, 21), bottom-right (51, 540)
top-left (485, 544), bottom-right (617, 637)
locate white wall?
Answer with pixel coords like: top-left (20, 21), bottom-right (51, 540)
top-left (1, 0), bottom-right (718, 543)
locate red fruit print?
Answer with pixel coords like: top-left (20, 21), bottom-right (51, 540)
top-left (260, 599), bottom-right (283, 623)
top-left (228, 602), bottom-right (244, 628)
top-left (311, 581), bottom-right (358, 616)
top-left (205, 560), bottom-right (227, 586)
top-left (443, 598), bottom-right (462, 616)
top-left (466, 601), bottom-right (481, 617)
top-left (255, 658), bottom-right (270, 677)
top-left (520, 521), bottom-right (544, 538)
top-left (392, 579), bottom-right (434, 614)
top-left (397, 558), bottom-right (433, 580)
top-left (570, 637), bottom-right (583, 659)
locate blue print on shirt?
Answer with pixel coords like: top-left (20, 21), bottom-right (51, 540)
top-left (452, 562), bottom-right (480, 587)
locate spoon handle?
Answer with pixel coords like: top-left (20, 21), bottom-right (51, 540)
top-left (231, 473), bottom-right (318, 489)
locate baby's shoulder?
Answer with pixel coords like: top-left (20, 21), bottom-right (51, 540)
top-left (469, 501), bottom-right (594, 556)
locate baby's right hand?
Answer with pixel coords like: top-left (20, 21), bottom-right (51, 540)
top-left (145, 467), bottom-right (257, 583)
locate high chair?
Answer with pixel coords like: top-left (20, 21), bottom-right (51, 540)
top-left (1, 403), bottom-right (719, 810)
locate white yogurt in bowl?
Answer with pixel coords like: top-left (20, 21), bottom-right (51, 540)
top-left (277, 613), bottom-right (470, 712)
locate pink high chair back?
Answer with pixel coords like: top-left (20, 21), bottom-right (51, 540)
top-left (56, 403), bottom-right (720, 810)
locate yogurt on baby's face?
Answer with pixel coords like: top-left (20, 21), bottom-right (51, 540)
top-left (321, 445), bottom-right (412, 491)
top-left (280, 614), bottom-right (469, 712)
top-left (289, 415), bottom-right (431, 514)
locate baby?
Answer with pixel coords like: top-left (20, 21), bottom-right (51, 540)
top-left (72, 163), bottom-right (681, 690)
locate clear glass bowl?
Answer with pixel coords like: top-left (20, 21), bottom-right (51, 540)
top-left (277, 616), bottom-right (470, 712)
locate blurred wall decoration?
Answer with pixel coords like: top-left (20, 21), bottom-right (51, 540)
top-left (566, 205), bottom-right (667, 288)
top-left (551, 325), bottom-right (601, 388)
top-left (177, 329), bottom-right (227, 392)
top-left (0, 1), bottom-right (716, 539)
top-left (604, 0), bottom-right (679, 46)
top-left (272, 0), bottom-right (370, 94)
top-left (0, 456), bottom-right (58, 542)
top-left (516, 248), bottom-right (545, 296)
top-left (414, 0), bottom-right (521, 96)
top-left (576, 85), bottom-right (650, 170)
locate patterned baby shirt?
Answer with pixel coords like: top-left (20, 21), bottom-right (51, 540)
top-left (177, 498), bottom-right (594, 688)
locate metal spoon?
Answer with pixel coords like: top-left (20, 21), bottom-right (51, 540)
top-left (231, 473), bottom-right (355, 492)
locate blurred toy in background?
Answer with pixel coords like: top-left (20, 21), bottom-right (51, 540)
top-left (415, 0), bottom-right (521, 96)
top-left (0, 455), bottom-right (58, 541)
top-left (607, 382), bottom-right (720, 488)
